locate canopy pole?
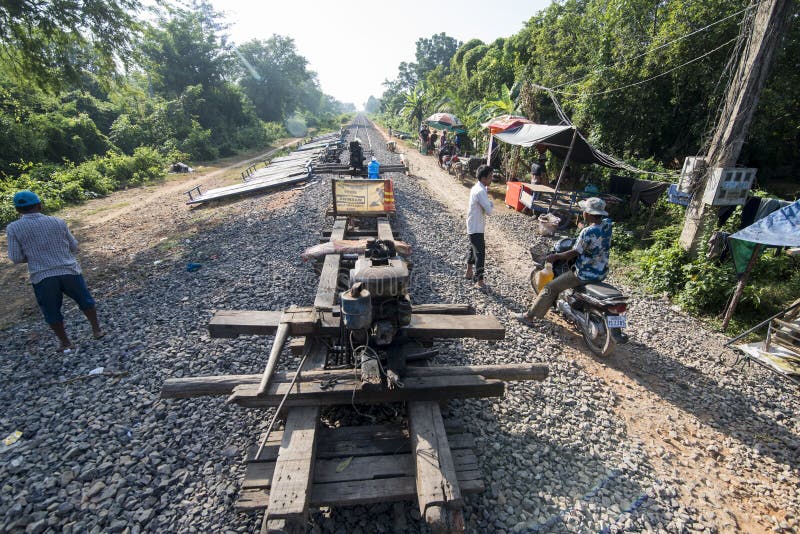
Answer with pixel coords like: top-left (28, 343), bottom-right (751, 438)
top-left (722, 244), bottom-right (762, 330)
top-left (486, 134), bottom-right (493, 165)
top-left (723, 299), bottom-right (800, 347)
top-left (547, 127), bottom-right (578, 213)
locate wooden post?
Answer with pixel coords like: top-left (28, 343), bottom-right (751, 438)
top-left (679, 0), bottom-right (794, 254)
top-left (408, 401), bottom-right (465, 534)
top-left (722, 244), bottom-right (762, 330)
top-left (256, 320), bottom-right (290, 397)
top-left (547, 127), bottom-right (578, 213)
top-left (486, 134), bottom-right (493, 165)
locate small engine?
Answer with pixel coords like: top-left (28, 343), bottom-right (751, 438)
top-left (349, 140), bottom-right (365, 171)
top-left (341, 240), bottom-right (411, 346)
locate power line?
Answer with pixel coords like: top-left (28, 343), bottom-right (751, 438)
top-left (551, 5), bottom-right (754, 89)
top-left (532, 37), bottom-right (738, 97)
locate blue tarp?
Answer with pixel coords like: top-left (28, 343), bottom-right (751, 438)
top-left (729, 199), bottom-right (800, 273)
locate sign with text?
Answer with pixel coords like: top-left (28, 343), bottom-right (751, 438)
top-left (332, 179), bottom-right (395, 215)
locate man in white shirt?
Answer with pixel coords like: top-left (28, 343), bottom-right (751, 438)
top-left (465, 165), bottom-right (494, 290)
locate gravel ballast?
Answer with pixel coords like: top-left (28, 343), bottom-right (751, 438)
top-left (0, 121), bottom-right (798, 533)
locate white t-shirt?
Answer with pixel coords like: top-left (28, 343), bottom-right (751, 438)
top-left (466, 181), bottom-right (493, 234)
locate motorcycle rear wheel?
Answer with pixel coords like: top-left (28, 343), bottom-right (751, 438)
top-left (582, 310), bottom-right (616, 357)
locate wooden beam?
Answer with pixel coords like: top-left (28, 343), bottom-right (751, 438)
top-left (237, 476), bottom-right (484, 512)
top-left (313, 217), bottom-right (347, 311)
top-left (263, 406), bottom-right (319, 524)
top-left (229, 374), bottom-right (504, 408)
top-left (406, 313), bottom-right (505, 340)
top-left (161, 363), bottom-right (548, 399)
top-left (314, 255), bottom-right (341, 311)
top-left (288, 337), bottom-right (305, 356)
top-left (412, 303), bottom-right (475, 315)
top-left (208, 310), bottom-right (283, 338)
top-left (408, 401), bottom-right (464, 533)
top-left (207, 309), bottom-right (503, 340)
top-left (262, 337), bottom-right (328, 533)
top-left (377, 216), bottom-right (394, 241)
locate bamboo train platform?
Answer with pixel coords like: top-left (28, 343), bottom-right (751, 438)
top-left (162, 119), bottom-right (548, 533)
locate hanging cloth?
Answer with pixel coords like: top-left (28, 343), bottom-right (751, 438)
top-left (630, 179), bottom-right (670, 214)
top-left (739, 196), bottom-right (761, 229)
top-left (609, 175), bottom-right (635, 196)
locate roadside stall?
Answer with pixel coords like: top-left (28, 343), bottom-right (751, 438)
top-left (723, 200), bottom-right (800, 384)
top-left (486, 119), bottom-right (627, 222)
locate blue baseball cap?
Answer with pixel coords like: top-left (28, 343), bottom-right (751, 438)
top-left (13, 190), bottom-right (42, 208)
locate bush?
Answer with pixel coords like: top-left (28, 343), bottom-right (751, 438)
top-left (95, 147), bottom-right (165, 187)
top-left (1, 148), bottom-right (167, 226)
top-left (263, 122), bottom-right (286, 143)
top-left (676, 260), bottom-right (734, 313)
top-left (637, 244), bottom-right (688, 294)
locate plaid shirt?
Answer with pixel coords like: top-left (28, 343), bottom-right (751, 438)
top-left (6, 213), bottom-right (82, 284)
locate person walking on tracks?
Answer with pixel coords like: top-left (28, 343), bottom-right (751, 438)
top-left (6, 191), bottom-right (104, 352)
top-left (465, 165), bottom-right (494, 290)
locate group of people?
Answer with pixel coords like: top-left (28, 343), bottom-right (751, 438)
top-left (7, 165), bottom-right (611, 350)
top-left (418, 124), bottom-right (465, 156)
top-left (465, 166), bottom-right (612, 324)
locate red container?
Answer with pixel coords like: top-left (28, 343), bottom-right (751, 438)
top-left (505, 181), bottom-right (525, 211)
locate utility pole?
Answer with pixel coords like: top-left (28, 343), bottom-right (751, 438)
top-left (679, 0), bottom-right (794, 254)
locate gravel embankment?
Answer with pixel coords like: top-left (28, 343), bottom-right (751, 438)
top-left (1, 120), bottom-right (798, 534)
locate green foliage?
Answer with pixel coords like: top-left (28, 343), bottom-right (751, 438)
top-left (379, 1), bottom-right (800, 182)
top-left (0, 0), bottom-right (140, 89)
top-left (236, 36), bottom-right (312, 122)
top-left (0, 149), bottom-right (166, 226)
top-left (637, 243), bottom-right (688, 294)
top-left (676, 260), bottom-right (734, 313)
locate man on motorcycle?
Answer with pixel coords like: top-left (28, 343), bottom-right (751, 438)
top-left (517, 197), bottom-right (612, 324)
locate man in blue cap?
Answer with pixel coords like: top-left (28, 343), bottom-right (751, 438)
top-left (6, 191), bottom-right (104, 352)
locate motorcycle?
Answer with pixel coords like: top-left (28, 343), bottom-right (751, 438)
top-left (529, 238), bottom-right (629, 357)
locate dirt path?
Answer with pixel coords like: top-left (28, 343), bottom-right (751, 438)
top-left (0, 139), bottom-right (299, 329)
top-left (377, 124), bottom-right (795, 533)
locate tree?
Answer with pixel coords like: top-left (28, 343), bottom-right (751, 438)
top-left (364, 96), bottom-right (381, 114)
top-left (235, 35), bottom-right (312, 121)
top-left (0, 0), bottom-right (141, 89)
top-left (400, 85), bottom-right (428, 130)
top-left (141, 0), bottom-right (231, 98)
top-left (415, 33), bottom-right (462, 77)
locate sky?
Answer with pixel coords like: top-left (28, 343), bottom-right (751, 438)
top-left (209, 0), bottom-right (551, 109)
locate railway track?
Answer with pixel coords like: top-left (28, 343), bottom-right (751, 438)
top-left (160, 117), bottom-right (548, 533)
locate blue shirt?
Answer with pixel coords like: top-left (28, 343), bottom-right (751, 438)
top-left (573, 218), bottom-right (612, 281)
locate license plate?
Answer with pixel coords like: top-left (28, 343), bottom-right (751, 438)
top-left (607, 315), bottom-right (627, 328)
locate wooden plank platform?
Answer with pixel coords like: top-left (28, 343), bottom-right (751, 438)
top-left (247, 430), bottom-right (475, 462)
top-left (236, 424), bottom-right (483, 512)
top-left (186, 170), bottom-right (312, 205)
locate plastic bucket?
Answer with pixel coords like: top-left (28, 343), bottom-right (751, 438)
top-left (536, 213), bottom-right (560, 236)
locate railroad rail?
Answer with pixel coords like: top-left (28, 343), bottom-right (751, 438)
top-left (161, 117), bottom-right (548, 533)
